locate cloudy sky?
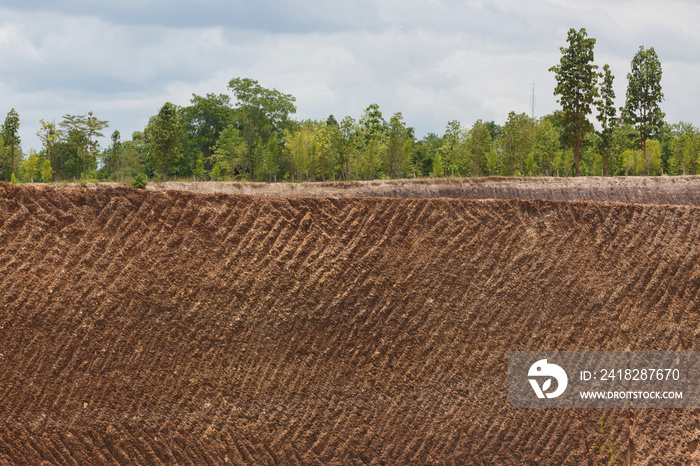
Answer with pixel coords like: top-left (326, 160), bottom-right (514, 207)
top-left (1, 0), bottom-right (699, 151)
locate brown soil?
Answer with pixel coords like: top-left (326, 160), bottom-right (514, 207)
top-left (1, 180), bottom-right (699, 464)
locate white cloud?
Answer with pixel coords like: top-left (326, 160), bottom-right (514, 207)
top-left (0, 1), bottom-right (697, 152)
top-left (0, 22), bottom-right (41, 61)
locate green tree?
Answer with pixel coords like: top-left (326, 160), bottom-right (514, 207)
top-left (643, 139), bottom-right (662, 175)
top-left (416, 133), bottom-right (443, 177)
top-left (22, 149), bottom-right (41, 183)
top-left (193, 152), bottom-right (206, 180)
top-left (263, 135), bottom-right (282, 182)
top-left (533, 117), bottom-right (561, 176)
top-left (37, 120), bottom-right (60, 181)
top-left (40, 159), bottom-right (53, 182)
top-left (432, 151), bottom-right (444, 177)
top-left (596, 64), bottom-right (617, 176)
top-left (500, 112), bottom-right (535, 175)
top-left (146, 102), bottom-right (182, 181)
top-left (85, 112), bottom-right (109, 166)
top-left (549, 28), bottom-right (599, 176)
top-left (440, 120), bottom-right (466, 176)
top-left (668, 122), bottom-right (699, 175)
top-left (358, 104), bottom-right (386, 179)
top-left (60, 112), bottom-right (108, 179)
top-left (119, 132), bottom-right (148, 179)
top-left (326, 114), bottom-right (339, 127)
top-left (313, 121), bottom-right (332, 181)
top-left (213, 125), bottom-right (247, 179)
top-left (284, 122), bottom-right (315, 181)
top-left (101, 130), bottom-right (122, 180)
top-left (622, 46), bottom-right (665, 163)
top-left (386, 112), bottom-right (408, 178)
top-left (227, 77), bottom-right (297, 180)
top-left (1, 109), bottom-right (20, 180)
top-left (336, 116), bottom-right (357, 180)
top-left (180, 93), bottom-right (234, 171)
top-left (466, 119), bottom-right (492, 176)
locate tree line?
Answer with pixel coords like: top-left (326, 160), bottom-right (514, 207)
top-left (1, 28), bottom-right (698, 183)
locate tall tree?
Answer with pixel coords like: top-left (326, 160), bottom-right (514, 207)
top-left (105, 130), bottom-right (122, 180)
top-left (213, 125), bottom-right (247, 179)
top-left (596, 64), bottom-right (617, 176)
top-left (227, 77), bottom-right (296, 181)
top-left (466, 120), bottom-right (492, 176)
top-left (336, 116), bottom-right (357, 180)
top-left (146, 102), bottom-right (182, 181)
top-left (59, 112), bottom-right (108, 179)
top-left (1, 109), bottom-right (20, 179)
top-left (181, 93), bottom-right (234, 170)
top-left (622, 46), bottom-right (665, 164)
top-left (533, 117), bottom-right (561, 177)
top-left (37, 120), bottom-right (60, 181)
top-left (500, 112), bottom-right (535, 175)
top-left (386, 112), bottom-right (408, 178)
top-left (441, 120), bottom-right (466, 176)
top-left (549, 28), bottom-right (599, 176)
top-left (358, 104), bottom-right (385, 179)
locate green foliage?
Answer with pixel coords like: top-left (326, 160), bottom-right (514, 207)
top-left (386, 112), bottom-right (409, 178)
top-left (440, 120), bottom-right (467, 177)
top-left (1, 109), bottom-right (20, 180)
top-left (11, 65), bottom-right (694, 183)
top-left (336, 116), bottom-right (358, 180)
top-left (549, 28), bottom-right (599, 176)
top-left (622, 46), bottom-right (665, 157)
top-left (146, 102), bottom-right (182, 181)
top-left (132, 173), bottom-right (148, 189)
top-left (97, 130), bottom-right (122, 181)
top-left (597, 64), bottom-right (617, 176)
top-left (194, 152), bottom-right (206, 180)
top-left (118, 132), bottom-right (147, 179)
top-left (228, 77), bottom-right (297, 180)
top-left (36, 120), bottom-right (59, 182)
top-left (60, 112), bottom-right (109, 180)
top-left (465, 120), bottom-right (491, 176)
top-left (19, 149), bottom-right (42, 183)
top-left (432, 151), bottom-right (444, 177)
top-left (40, 159), bottom-right (53, 182)
top-left (213, 124), bottom-right (247, 179)
top-left (10, 172), bottom-right (20, 184)
top-left (210, 164), bottom-right (222, 181)
top-left (180, 93), bottom-right (234, 173)
top-left (500, 112), bottom-right (535, 176)
top-left (668, 122), bottom-right (700, 175)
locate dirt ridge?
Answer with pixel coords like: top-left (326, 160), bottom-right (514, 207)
top-left (0, 182), bottom-right (698, 464)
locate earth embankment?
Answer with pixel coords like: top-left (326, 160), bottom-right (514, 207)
top-left (0, 181), bottom-right (698, 464)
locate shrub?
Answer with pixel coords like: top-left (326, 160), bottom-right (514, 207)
top-left (132, 173), bottom-right (148, 189)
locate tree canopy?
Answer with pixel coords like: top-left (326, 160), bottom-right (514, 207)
top-left (622, 46), bottom-right (665, 162)
top-left (549, 28), bottom-right (599, 176)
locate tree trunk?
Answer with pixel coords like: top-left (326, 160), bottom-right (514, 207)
top-left (641, 134), bottom-right (647, 175)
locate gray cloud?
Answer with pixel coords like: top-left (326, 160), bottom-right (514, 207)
top-left (0, 0), bottom-right (384, 32)
top-left (0, 0), bottom-right (697, 151)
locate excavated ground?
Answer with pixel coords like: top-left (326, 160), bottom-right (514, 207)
top-left (1, 179), bottom-right (699, 464)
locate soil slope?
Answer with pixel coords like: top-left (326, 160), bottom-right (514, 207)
top-left (1, 182), bottom-right (699, 464)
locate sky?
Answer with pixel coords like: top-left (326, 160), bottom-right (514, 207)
top-left (1, 0), bottom-right (699, 152)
